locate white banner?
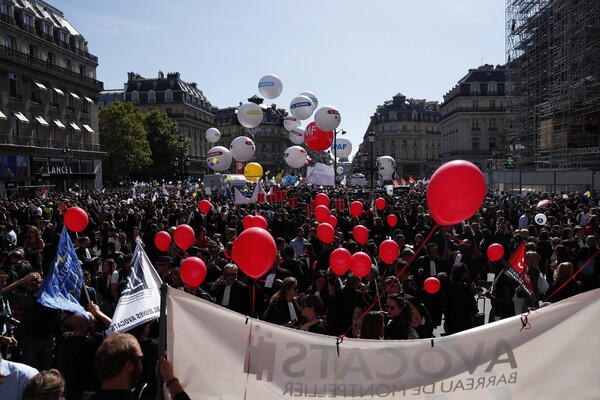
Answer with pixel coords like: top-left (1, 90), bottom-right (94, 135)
top-left (106, 238), bottom-right (162, 334)
top-left (306, 162), bottom-right (335, 186)
top-left (167, 288), bottom-right (600, 399)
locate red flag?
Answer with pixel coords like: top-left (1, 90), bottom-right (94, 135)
top-left (288, 197), bottom-right (299, 208)
top-left (257, 193), bottom-right (266, 203)
top-left (409, 176), bottom-right (416, 185)
top-left (507, 242), bottom-right (535, 297)
top-left (334, 199), bottom-right (345, 211)
top-left (309, 200), bottom-right (316, 211)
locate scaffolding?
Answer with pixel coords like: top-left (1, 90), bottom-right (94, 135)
top-left (505, 0), bottom-right (600, 170)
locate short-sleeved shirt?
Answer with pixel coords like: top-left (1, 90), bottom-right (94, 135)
top-left (0, 359), bottom-right (39, 399)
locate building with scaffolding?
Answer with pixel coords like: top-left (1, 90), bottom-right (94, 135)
top-left (505, 0), bottom-right (600, 171)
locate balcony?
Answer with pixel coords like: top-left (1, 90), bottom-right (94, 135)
top-left (0, 44), bottom-right (103, 90)
top-left (0, 133), bottom-right (105, 153)
top-left (440, 106), bottom-right (506, 121)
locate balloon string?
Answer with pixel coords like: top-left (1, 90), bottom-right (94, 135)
top-left (251, 282), bottom-right (256, 317)
top-left (447, 233), bottom-right (472, 246)
top-left (543, 249), bottom-right (600, 303)
top-left (342, 224), bottom-right (439, 338)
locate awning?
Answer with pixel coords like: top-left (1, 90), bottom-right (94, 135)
top-left (69, 122), bottom-right (81, 132)
top-left (53, 119), bottom-right (66, 129)
top-left (34, 116), bottom-right (49, 126)
top-left (0, 110), bottom-right (6, 120)
top-left (33, 80), bottom-right (48, 91)
top-left (13, 111), bottom-right (30, 123)
top-left (84, 96), bottom-right (93, 104)
top-left (69, 91), bottom-right (80, 100)
top-left (82, 124), bottom-right (94, 133)
top-left (53, 87), bottom-right (65, 96)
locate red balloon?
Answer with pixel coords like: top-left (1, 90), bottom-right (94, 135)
top-left (154, 231), bottom-right (172, 252)
top-left (350, 201), bottom-right (363, 217)
top-left (304, 122), bottom-right (334, 151)
top-left (317, 223), bottom-right (335, 243)
top-left (424, 277), bottom-right (441, 294)
top-left (249, 215), bottom-right (268, 229)
top-left (353, 225), bottom-right (369, 245)
top-left (328, 215), bottom-right (338, 228)
top-left (314, 205), bottom-right (330, 223)
top-left (375, 198), bottom-right (387, 210)
top-left (232, 227), bottom-right (276, 279)
top-left (64, 207), bottom-right (89, 232)
top-left (351, 252), bottom-right (372, 278)
top-left (180, 257), bottom-right (207, 287)
top-left (174, 224), bottom-right (195, 250)
top-left (379, 239), bottom-right (399, 264)
top-left (487, 243), bottom-right (504, 261)
top-left (329, 248), bottom-right (351, 275)
top-left (387, 214), bottom-right (398, 227)
top-left (315, 193), bottom-right (330, 207)
top-left (426, 160), bottom-right (486, 226)
top-left (198, 200), bottom-right (212, 214)
top-left (242, 215), bottom-right (254, 229)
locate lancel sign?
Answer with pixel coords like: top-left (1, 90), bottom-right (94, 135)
top-left (48, 165), bottom-right (73, 174)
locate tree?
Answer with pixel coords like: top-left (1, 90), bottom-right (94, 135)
top-left (99, 101), bottom-right (152, 185)
top-left (144, 109), bottom-right (190, 181)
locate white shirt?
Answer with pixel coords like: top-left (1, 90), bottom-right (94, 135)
top-left (288, 302), bottom-right (298, 321)
top-left (429, 260), bottom-right (437, 277)
top-left (221, 284), bottom-right (232, 306)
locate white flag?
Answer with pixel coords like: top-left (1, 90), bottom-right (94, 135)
top-left (106, 238), bottom-right (163, 334)
top-left (167, 288), bottom-right (600, 399)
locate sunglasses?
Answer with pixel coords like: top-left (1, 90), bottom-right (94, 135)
top-left (225, 273), bottom-right (237, 277)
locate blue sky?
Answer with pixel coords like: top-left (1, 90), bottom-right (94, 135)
top-left (57, 0), bottom-right (506, 154)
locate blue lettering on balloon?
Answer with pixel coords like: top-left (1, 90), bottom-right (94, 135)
top-left (291, 102), bottom-right (311, 109)
top-left (259, 82), bottom-right (275, 88)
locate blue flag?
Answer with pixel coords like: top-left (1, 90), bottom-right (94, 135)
top-left (37, 225), bottom-right (87, 316)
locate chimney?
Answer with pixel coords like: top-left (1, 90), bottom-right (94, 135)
top-left (158, 71), bottom-right (164, 79)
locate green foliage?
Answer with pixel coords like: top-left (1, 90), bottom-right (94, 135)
top-left (144, 109), bottom-right (190, 180)
top-left (99, 101), bottom-right (152, 183)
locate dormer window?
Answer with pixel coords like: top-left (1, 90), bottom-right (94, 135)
top-left (148, 90), bottom-right (156, 103)
top-left (488, 83), bottom-right (497, 94)
top-left (470, 83), bottom-right (480, 95)
top-left (132, 90), bottom-right (139, 104)
top-left (165, 89), bottom-right (173, 102)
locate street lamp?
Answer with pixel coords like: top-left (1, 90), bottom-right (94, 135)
top-left (126, 154), bottom-right (133, 185)
top-left (332, 129), bottom-right (346, 185)
top-left (63, 147), bottom-right (72, 190)
top-left (368, 130), bottom-right (376, 186)
top-left (172, 157), bottom-right (179, 181)
top-left (184, 156), bottom-right (191, 181)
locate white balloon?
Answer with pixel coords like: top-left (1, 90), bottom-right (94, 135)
top-left (205, 128), bottom-right (221, 143)
top-left (237, 102), bottom-right (263, 128)
top-left (284, 146), bottom-right (308, 169)
top-left (289, 127), bottom-right (305, 145)
top-left (315, 106), bottom-right (341, 132)
top-left (289, 95), bottom-right (314, 120)
top-left (206, 146), bottom-right (232, 172)
top-left (377, 156), bottom-right (396, 178)
top-left (299, 91), bottom-right (318, 113)
top-left (336, 167), bottom-right (344, 175)
top-left (230, 136), bottom-right (256, 162)
top-left (534, 213), bottom-right (547, 225)
top-left (258, 74), bottom-right (283, 99)
top-left (330, 137), bottom-right (352, 158)
top-left (283, 116), bottom-right (301, 131)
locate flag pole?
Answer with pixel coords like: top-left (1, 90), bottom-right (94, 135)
top-left (157, 282), bottom-right (168, 400)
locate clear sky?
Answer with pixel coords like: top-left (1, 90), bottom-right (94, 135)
top-left (56, 0), bottom-right (506, 155)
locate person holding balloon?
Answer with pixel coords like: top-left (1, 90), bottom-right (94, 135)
top-left (262, 277), bottom-right (302, 327)
top-left (210, 264), bottom-right (251, 316)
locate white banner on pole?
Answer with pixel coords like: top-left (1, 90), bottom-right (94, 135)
top-left (166, 287), bottom-right (600, 399)
top-left (106, 238), bottom-right (162, 334)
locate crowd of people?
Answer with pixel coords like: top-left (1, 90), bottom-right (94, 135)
top-left (0, 182), bottom-right (598, 399)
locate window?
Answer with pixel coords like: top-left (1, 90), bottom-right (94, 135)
top-left (389, 111), bottom-right (397, 121)
top-left (60, 31), bottom-right (67, 43)
top-left (9, 73), bottom-right (19, 98)
top-left (165, 89), bottom-right (173, 102)
top-left (489, 118), bottom-right (497, 130)
top-left (65, 93), bottom-right (72, 111)
top-left (471, 137), bottom-right (480, 151)
top-left (470, 83), bottom-right (480, 95)
top-left (24, 13), bottom-right (31, 26)
top-left (490, 100), bottom-right (496, 110)
top-left (79, 64), bottom-right (86, 76)
top-left (148, 90), bottom-right (156, 103)
top-left (472, 100), bottom-right (478, 110)
top-left (2, 3), bottom-right (9, 15)
top-left (43, 23), bottom-right (50, 36)
top-left (489, 140), bottom-right (497, 151)
top-left (63, 59), bottom-right (71, 70)
top-left (488, 84), bottom-right (497, 94)
top-left (166, 107), bottom-right (172, 115)
top-left (49, 88), bottom-right (56, 107)
top-left (471, 118), bottom-right (480, 131)
top-left (131, 91), bottom-right (139, 104)
top-left (47, 52), bottom-right (55, 64)
top-left (6, 35), bottom-right (15, 50)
